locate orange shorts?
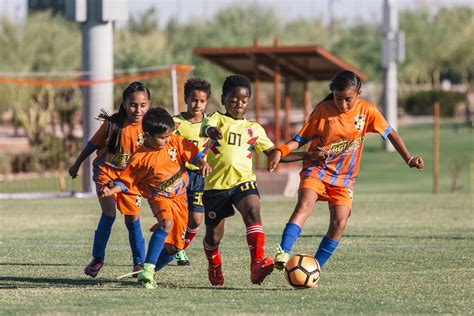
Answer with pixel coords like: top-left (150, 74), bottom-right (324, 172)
top-left (149, 195), bottom-right (188, 250)
top-left (116, 188), bottom-right (143, 215)
top-left (299, 177), bottom-right (353, 209)
top-left (94, 164), bottom-right (123, 189)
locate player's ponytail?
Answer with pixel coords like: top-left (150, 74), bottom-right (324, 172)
top-left (97, 81), bottom-right (151, 154)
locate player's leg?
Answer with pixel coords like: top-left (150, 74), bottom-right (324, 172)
top-left (124, 214), bottom-right (145, 276)
top-left (233, 182), bottom-right (274, 285)
top-left (84, 183), bottom-right (116, 278)
top-left (138, 199), bottom-right (174, 289)
top-left (275, 179), bottom-right (322, 270)
top-left (314, 185), bottom-right (352, 269)
top-left (156, 195), bottom-right (189, 271)
top-left (314, 204), bottom-right (350, 269)
top-left (203, 220), bottom-right (225, 286)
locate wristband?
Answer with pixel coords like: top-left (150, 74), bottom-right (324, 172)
top-left (203, 125), bottom-right (212, 136)
top-left (407, 156), bottom-right (415, 165)
top-left (275, 144), bottom-right (291, 157)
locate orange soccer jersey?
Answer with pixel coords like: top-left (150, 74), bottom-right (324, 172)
top-left (88, 121), bottom-right (144, 186)
top-left (113, 135), bottom-right (203, 248)
top-left (295, 98), bottom-right (391, 189)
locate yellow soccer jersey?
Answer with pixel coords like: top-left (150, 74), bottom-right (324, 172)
top-left (173, 113), bottom-right (208, 171)
top-left (201, 111), bottom-right (274, 190)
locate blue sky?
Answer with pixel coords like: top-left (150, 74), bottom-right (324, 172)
top-left (2, 0), bottom-right (473, 26)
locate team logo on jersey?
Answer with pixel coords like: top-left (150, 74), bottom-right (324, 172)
top-left (168, 147), bottom-right (178, 161)
top-left (137, 134), bottom-right (144, 146)
top-left (208, 211), bottom-right (216, 219)
top-left (247, 128), bottom-right (254, 137)
top-left (354, 115), bottom-right (366, 131)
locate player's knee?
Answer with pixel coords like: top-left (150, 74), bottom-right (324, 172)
top-left (166, 244), bottom-right (180, 255)
top-left (330, 217), bottom-right (348, 233)
top-left (160, 218), bottom-right (174, 233)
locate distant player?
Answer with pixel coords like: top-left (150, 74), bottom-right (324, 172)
top-left (269, 70), bottom-right (425, 273)
top-left (199, 74), bottom-right (311, 286)
top-left (101, 107), bottom-right (211, 289)
top-left (68, 82), bottom-right (152, 278)
top-left (172, 77), bottom-right (212, 266)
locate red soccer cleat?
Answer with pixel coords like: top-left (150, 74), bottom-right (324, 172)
top-left (208, 264), bottom-right (224, 286)
top-left (250, 257), bottom-right (275, 285)
top-left (84, 258), bottom-right (104, 278)
top-left (132, 264), bottom-right (143, 278)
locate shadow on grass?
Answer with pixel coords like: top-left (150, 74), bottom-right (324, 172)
top-left (0, 276), bottom-right (136, 289)
top-left (0, 262), bottom-right (131, 267)
top-left (157, 282), bottom-right (284, 291)
top-left (295, 234), bottom-right (471, 240)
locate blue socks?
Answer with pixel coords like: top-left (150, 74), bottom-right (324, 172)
top-left (125, 220), bottom-right (146, 266)
top-left (145, 227), bottom-right (169, 264)
top-left (280, 222), bottom-right (302, 253)
top-left (315, 235), bottom-right (339, 268)
top-left (92, 213), bottom-right (116, 261)
top-left (154, 247), bottom-right (176, 272)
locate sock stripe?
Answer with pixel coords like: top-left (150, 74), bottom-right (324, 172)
top-left (246, 224), bottom-right (263, 235)
top-left (186, 227), bottom-right (199, 234)
top-left (203, 239), bottom-right (219, 251)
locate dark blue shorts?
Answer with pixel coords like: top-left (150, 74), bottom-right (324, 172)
top-left (203, 181), bottom-right (260, 227)
top-left (187, 169), bottom-right (205, 213)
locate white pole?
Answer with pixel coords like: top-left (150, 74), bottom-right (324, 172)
top-left (81, 0), bottom-right (114, 193)
top-left (171, 65), bottom-right (179, 115)
top-left (382, 0), bottom-right (399, 152)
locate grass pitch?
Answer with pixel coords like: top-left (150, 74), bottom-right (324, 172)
top-left (1, 194), bottom-right (473, 315)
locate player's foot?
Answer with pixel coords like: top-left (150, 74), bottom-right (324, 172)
top-left (250, 257), bottom-right (275, 285)
top-left (208, 264), bottom-right (224, 286)
top-left (138, 263), bottom-right (157, 289)
top-left (274, 245), bottom-right (290, 270)
top-left (84, 257), bottom-right (104, 278)
top-left (132, 264), bottom-right (143, 278)
top-left (175, 250), bottom-right (190, 266)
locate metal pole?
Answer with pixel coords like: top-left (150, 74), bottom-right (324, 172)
top-left (171, 65), bottom-right (179, 115)
top-left (433, 102), bottom-right (440, 194)
top-left (81, 0), bottom-right (114, 193)
top-left (382, 0), bottom-right (398, 152)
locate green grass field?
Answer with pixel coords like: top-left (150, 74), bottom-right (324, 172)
top-left (1, 194), bottom-right (473, 315)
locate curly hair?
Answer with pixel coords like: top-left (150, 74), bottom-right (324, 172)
top-left (221, 74), bottom-right (252, 98)
top-left (184, 77), bottom-right (212, 102)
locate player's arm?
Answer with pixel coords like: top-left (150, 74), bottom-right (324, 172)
top-left (182, 137), bottom-right (213, 176)
top-left (200, 115), bottom-right (223, 140)
top-left (69, 123), bottom-right (107, 178)
top-left (193, 158), bottom-right (212, 177)
top-left (100, 182), bottom-right (123, 198)
top-left (266, 139), bottom-right (308, 172)
top-left (387, 129), bottom-right (424, 170)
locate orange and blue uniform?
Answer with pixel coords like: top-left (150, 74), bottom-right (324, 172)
top-left (113, 135), bottom-right (203, 250)
top-left (87, 121), bottom-right (144, 188)
top-left (294, 98), bottom-right (391, 208)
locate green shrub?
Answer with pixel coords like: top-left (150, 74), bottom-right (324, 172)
top-left (401, 90), bottom-right (465, 117)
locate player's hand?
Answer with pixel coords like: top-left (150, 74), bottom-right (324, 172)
top-left (199, 161), bottom-right (212, 177)
top-left (305, 148), bottom-right (328, 161)
top-left (408, 156), bottom-right (424, 170)
top-left (207, 127), bottom-right (223, 140)
top-left (267, 150), bottom-right (282, 173)
top-left (100, 186), bottom-right (113, 198)
top-left (68, 163), bottom-right (79, 179)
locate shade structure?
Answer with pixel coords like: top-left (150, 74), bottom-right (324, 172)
top-left (193, 44), bottom-right (368, 82)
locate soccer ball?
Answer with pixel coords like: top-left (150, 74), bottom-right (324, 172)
top-left (284, 254), bottom-right (321, 289)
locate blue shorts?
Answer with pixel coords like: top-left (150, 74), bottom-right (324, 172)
top-left (203, 181), bottom-right (260, 227)
top-left (187, 169), bottom-right (205, 213)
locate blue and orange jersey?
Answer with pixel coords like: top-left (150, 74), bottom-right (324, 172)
top-left (201, 111), bottom-right (274, 190)
top-left (295, 98), bottom-right (391, 188)
top-left (113, 135), bottom-right (203, 198)
top-left (87, 121), bottom-right (144, 171)
top-left (173, 113), bottom-right (208, 171)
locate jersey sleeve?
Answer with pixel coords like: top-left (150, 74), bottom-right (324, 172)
top-left (366, 105), bottom-right (392, 139)
top-left (113, 153), bottom-right (149, 192)
top-left (200, 112), bottom-right (220, 137)
top-left (252, 124), bottom-right (274, 153)
top-left (294, 108), bottom-right (319, 145)
top-left (179, 137), bottom-right (203, 166)
top-left (88, 122), bottom-right (108, 150)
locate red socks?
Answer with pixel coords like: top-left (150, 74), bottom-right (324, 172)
top-left (183, 227), bottom-right (199, 249)
top-left (246, 224), bottom-right (265, 263)
top-left (203, 239), bottom-right (221, 267)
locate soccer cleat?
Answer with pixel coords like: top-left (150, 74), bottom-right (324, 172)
top-left (84, 257), bottom-right (104, 278)
top-left (208, 264), bottom-right (224, 286)
top-left (137, 263), bottom-right (157, 289)
top-left (175, 250), bottom-right (190, 266)
top-left (250, 257), bottom-right (275, 285)
top-left (274, 245), bottom-right (290, 270)
top-left (132, 264), bottom-right (143, 278)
